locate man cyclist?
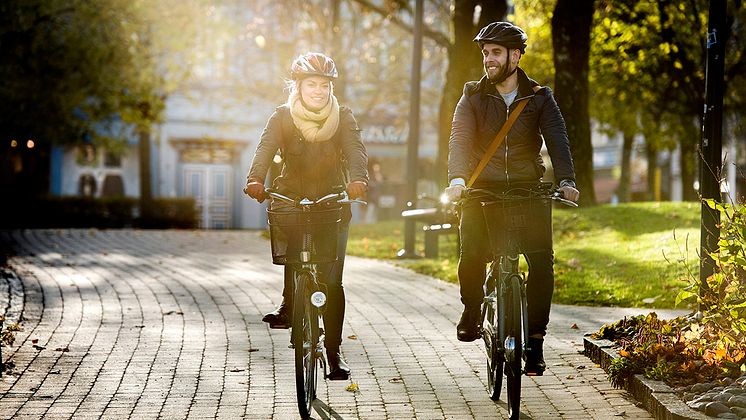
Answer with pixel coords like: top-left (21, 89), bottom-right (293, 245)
top-left (444, 21), bottom-right (580, 375)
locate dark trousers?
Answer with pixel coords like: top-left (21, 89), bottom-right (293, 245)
top-left (282, 223), bottom-right (349, 349)
top-left (458, 198), bottom-right (555, 337)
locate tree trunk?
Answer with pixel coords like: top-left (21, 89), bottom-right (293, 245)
top-left (138, 128), bottom-right (152, 210)
top-left (681, 120), bottom-right (700, 201)
top-left (435, 0), bottom-right (507, 187)
top-left (329, 0), bottom-right (346, 102)
top-left (617, 131), bottom-right (634, 202)
top-left (682, 141), bottom-right (699, 201)
top-left (551, 0), bottom-right (596, 206)
top-left (646, 142), bottom-right (657, 201)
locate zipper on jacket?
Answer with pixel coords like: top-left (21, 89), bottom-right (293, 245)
top-left (504, 106), bottom-right (510, 184)
top-left (490, 88), bottom-right (538, 184)
top-left (503, 93), bottom-right (537, 184)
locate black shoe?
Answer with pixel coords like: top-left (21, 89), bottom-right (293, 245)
top-left (262, 300), bottom-right (291, 329)
top-left (456, 307), bottom-right (481, 342)
top-left (326, 347), bottom-right (350, 380)
top-left (525, 337), bottom-right (546, 376)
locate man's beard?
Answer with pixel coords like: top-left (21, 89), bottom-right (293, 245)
top-left (486, 58), bottom-right (516, 83)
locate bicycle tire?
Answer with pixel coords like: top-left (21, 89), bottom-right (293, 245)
top-left (482, 278), bottom-right (503, 401)
top-left (504, 274), bottom-right (524, 420)
top-left (293, 271), bottom-right (319, 419)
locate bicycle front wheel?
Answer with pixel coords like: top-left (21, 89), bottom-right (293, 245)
top-left (482, 281), bottom-right (503, 401)
top-left (504, 274), bottom-right (524, 420)
top-left (292, 272), bottom-right (320, 419)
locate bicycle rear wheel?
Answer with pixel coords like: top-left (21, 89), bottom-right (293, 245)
top-left (504, 275), bottom-right (524, 420)
top-left (482, 280), bottom-right (503, 401)
top-left (293, 272), bottom-right (320, 419)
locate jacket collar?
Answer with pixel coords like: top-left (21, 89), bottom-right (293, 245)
top-left (477, 67), bottom-right (540, 98)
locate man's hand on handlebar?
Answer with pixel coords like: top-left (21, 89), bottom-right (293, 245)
top-left (244, 181), bottom-right (266, 203)
top-left (558, 185), bottom-right (580, 203)
top-left (444, 184), bottom-right (466, 202)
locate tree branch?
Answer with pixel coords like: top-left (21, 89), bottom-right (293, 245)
top-left (347, 0), bottom-right (451, 47)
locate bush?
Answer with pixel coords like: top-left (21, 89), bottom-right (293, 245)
top-left (1, 196), bottom-right (197, 229)
top-left (596, 200), bottom-right (746, 388)
top-left (139, 198), bottom-right (197, 229)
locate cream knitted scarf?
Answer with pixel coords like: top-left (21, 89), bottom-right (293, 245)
top-left (288, 89), bottom-right (340, 143)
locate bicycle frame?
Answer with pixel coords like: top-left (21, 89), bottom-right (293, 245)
top-left (266, 190), bottom-right (364, 419)
top-left (467, 183), bottom-right (577, 419)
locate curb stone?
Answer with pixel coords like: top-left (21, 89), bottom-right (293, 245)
top-left (584, 337), bottom-right (711, 420)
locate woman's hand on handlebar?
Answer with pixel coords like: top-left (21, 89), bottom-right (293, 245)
top-left (346, 181), bottom-right (367, 200)
top-left (244, 181), bottom-right (266, 203)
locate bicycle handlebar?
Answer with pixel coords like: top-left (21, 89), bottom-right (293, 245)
top-left (465, 186), bottom-right (579, 208)
top-left (266, 189), bottom-right (367, 207)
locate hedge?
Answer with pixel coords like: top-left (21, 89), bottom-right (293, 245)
top-left (1, 197), bottom-right (197, 229)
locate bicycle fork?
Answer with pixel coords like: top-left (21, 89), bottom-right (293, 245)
top-left (498, 255), bottom-right (526, 365)
top-left (290, 265), bottom-right (328, 370)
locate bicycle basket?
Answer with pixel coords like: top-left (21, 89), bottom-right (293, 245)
top-left (267, 207), bottom-right (342, 265)
top-left (481, 196), bottom-right (552, 256)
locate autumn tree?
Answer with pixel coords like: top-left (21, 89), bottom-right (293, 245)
top-left (0, 0), bottom-right (209, 198)
top-left (592, 0), bottom-right (746, 201)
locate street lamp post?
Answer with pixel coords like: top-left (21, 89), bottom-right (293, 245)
top-left (398, 0), bottom-right (424, 259)
top-left (698, 0), bottom-right (726, 300)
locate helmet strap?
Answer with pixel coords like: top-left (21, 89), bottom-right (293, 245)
top-left (493, 66), bottom-right (517, 83)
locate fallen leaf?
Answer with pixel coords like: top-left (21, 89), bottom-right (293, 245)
top-left (31, 339), bottom-right (38, 344)
top-left (33, 345), bottom-right (45, 351)
top-left (570, 323), bottom-right (579, 329)
top-left (642, 296), bottom-right (659, 304)
top-left (54, 347), bottom-right (70, 352)
top-left (566, 375), bottom-right (575, 380)
top-left (388, 377), bottom-right (403, 383)
top-left (229, 368), bottom-right (245, 373)
top-left (345, 383), bottom-right (359, 393)
top-left (347, 335), bottom-right (358, 340)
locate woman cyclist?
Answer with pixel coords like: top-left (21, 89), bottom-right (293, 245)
top-left (244, 52), bottom-right (369, 380)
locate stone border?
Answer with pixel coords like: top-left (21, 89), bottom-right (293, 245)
top-left (584, 337), bottom-right (710, 420)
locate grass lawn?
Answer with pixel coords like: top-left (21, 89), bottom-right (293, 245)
top-left (348, 201), bottom-right (701, 309)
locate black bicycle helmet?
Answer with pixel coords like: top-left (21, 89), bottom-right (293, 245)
top-left (290, 52), bottom-right (338, 80)
top-left (473, 22), bottom-right (527, 53)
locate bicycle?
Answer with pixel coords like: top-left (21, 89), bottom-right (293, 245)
top-left (464, 182), bottom-right (577, 420)
top-left (264, 189), bottom-right (364, 419)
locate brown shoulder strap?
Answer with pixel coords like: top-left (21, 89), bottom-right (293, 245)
top-left (466, 86), bottom-right (541, 188)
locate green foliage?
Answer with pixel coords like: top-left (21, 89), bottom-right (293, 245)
top-left (598, 201), bottom-right (746, 389)
top-left (0, 0), bottom-right (209, 147)
top-left (512, 0), bottom-right (556, 86)
top-left (675, 200), bottom-right (746, 345)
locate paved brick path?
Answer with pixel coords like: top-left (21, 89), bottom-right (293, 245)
top-left (0, 230), bottom-right (685, 419)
